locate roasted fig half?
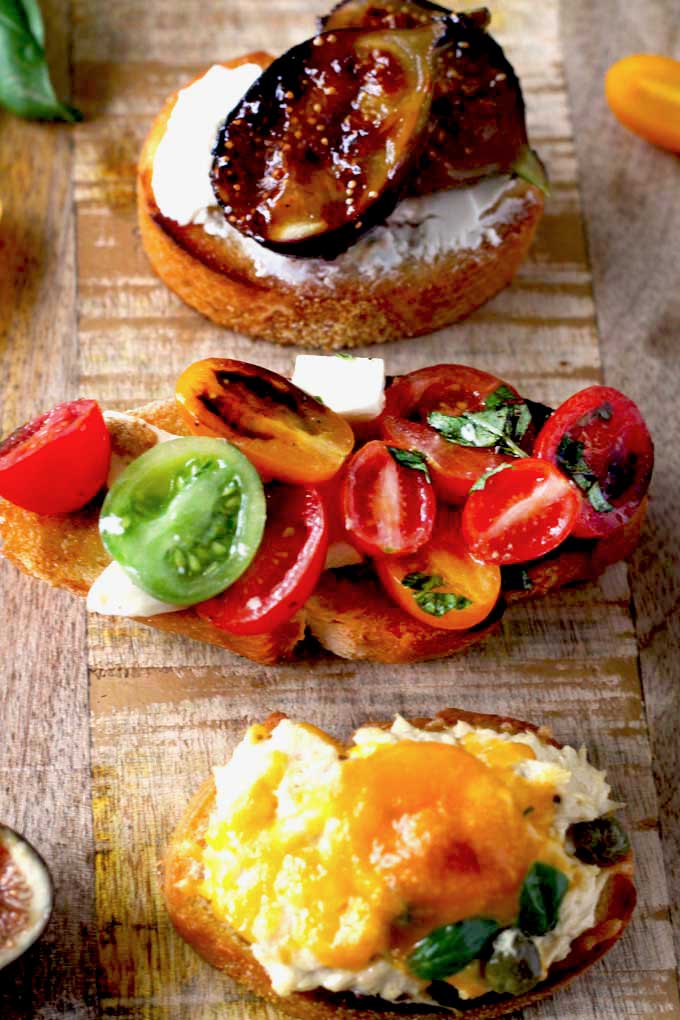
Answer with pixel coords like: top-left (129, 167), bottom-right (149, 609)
top-left (0, 824), bottom-right (53, 970)
top-left (322, 1), bottom-right (534, 192)
top-left (211, 22), bottom-right (448, 257)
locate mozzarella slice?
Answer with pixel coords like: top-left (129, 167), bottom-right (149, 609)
top-left (87, 561), bottom-right (183, 618)
top-left (292, 355), bottom-right (385, 422)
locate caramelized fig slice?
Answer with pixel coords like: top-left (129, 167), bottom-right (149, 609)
top-left (211, 23), bottom-right (448, 258)
top-left (321, 0), bottom-right (489, 33)
top-left (0, 825), bottom-right (53, 970)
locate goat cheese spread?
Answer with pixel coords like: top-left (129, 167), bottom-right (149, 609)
top-left (150, 64), bottom-right (526, 287)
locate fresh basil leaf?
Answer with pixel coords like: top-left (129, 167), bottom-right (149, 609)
top-left (428, 407), bottom-right (528, 459)
top-left (511, 145), bottom-right (550, 197)
top-left (518, 862), bottom-right (569, 936)
top-left (408, 917), bottom-right (501, 981)
top-left (470, 462), bottom-right (513, 492)
top-left (387, 446), bottom-right (431, 481)
top-left (401, 572), bottom-right (471, 617)
top-left (334, 352), bottom-right (354, 360)
top-left (556, 435), bottom-right (614, 514)
top-left (0, 0), bottom-right (81, 121)
top-left (484, 384), bottom-right (519, 411)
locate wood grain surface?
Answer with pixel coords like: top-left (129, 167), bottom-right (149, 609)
top-left (0, 1), bottom-right (678, 1018)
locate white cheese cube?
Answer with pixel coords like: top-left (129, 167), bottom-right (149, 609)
top-left (292, 355), bottom-right (385, 422)
top-left (87, 561), bottom-right (183, 618)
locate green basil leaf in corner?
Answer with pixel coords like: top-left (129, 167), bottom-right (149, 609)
top-left (0, 0), bottom-right (82, 121)
top-left (511, 145), bottom-right (550, 197)
top-left (408, 917), bottom-right (501, 981)
top-left (387, 446), bottom-right (431, 482)
top-left (518, 862), bottom-right (569, 936)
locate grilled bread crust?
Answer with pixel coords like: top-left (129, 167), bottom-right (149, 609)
top-left (0, 401), bottom-right (645, 665)
top-left (164, 708), bottom-right (636, 1020)
top-left (137, 55), bottom-right (544, 349)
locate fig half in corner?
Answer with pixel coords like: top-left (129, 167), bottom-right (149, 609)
top-left (211, 22), bottom-right (449, 258)
top-left (320, 0), bottom-right (490, 31)
top-left (0, 825), bottom-right (53, 970)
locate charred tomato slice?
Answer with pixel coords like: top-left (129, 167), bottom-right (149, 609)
top-left (533, 386), bottom-right (654, 539)
top-left (211, 23), bottom-right (448, 257)
top-left (176, 358), bottom-right (354, 485)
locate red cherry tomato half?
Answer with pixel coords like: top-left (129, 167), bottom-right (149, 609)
top-left (342, 440), bottom-right (436, 557)
top-left (196, 483), bottom-right (328, 635)
top-left (533, 386), bottom-right (654, 539)
top-left (462, 458), bottom-right (581, 565)
top-left (375, 508), bottom-right (501, 630)
top-left (384, 364), bottom-right (521, 422)
top-left (381, 416), bottom-right (513, 505)
top-left (0, 400), bottom-right (111, 515)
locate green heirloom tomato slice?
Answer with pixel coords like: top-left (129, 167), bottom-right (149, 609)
top-left (99, 437), bottom-right (266, 606)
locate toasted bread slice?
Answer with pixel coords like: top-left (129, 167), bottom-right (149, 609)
top-left (164, 708), bottom-right (636, 1020)
top-left (0, 403), bottom-right (645, 666)
top-left (137, 55), bottom-right (544, 349)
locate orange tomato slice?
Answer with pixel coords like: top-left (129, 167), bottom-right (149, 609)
top-left (606, 54), bottom-right (680, 153)
top-left (176, 359), bottom-right (355, 485)
top-left (375, 508), bottom-right (501, 630)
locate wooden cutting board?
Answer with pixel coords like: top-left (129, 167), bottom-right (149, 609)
top-left (1, 1), bottom-right (679, 1018)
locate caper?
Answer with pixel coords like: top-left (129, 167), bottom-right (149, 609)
top-left (484, 929), bottom-right (541, 996)
top-left (569, 816), bottom-right (630, 866)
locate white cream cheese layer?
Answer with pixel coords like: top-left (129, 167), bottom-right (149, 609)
top-left (150, 64), bottom-right (525, 287)
top-left (208, 717), bottom-right (619, 1002)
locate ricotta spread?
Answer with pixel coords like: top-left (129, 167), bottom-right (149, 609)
top-left (151, 64), bottom-right (526, 287)
top-left (204, 716), bottom-right (620, 1004)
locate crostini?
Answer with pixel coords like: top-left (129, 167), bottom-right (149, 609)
top-left (164, 709), bottom-right (636, 1018)
top-left (138, 1), bottom-right (548, 348)
top-left (0, 357), bottom-right (653, 665)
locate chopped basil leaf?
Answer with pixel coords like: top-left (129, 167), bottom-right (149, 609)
top-left (387, 446), bottom-right (431, 481)
top-left (428, 403), bottom-right (529, 459)
top-left (334, 353), bottom-right (354, 360)
top-left (470, 462), bottom-right (513, 492)
top-left (408, 917), bottom-right (501, 981)
top-left (484, 384), bottom-right (519, 411)
top-left (0, 0), bottom-right (82, 121)
top-left (401, 572), bottom-right (471, 617)
top-left (502, 565), bottom-right (533, 592)
top-left (556, 435), bottom-right (614, 513)
top-left (518, 862), bottom-right (569, 936)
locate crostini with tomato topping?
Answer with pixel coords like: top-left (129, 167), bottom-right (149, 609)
top-left (164, 708), bottom-right (636, 1018)
top-left (0, 357), bottom-right (652, 664)
top-left (137, 1), bottom-right (548, 348)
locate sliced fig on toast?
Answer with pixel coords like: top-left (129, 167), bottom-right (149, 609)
top-left (0, 825), bottom-right (53, 970)
top-left (322, 0), bottom-right (490, 33)
top-left (211, 23), bottom-right (448, 258)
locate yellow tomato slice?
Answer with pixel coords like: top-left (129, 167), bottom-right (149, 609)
top-left (375, 508), bottom-right (501, 630)
top-left (606, 54), bottom-right (680, 152)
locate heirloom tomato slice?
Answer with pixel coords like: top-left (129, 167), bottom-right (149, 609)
top-left (211, 22), bottom-right (447, 257)
top-left (197, 483), bottom-right (328, 635)
top-left (381, 416), bottom-right (513, 505)
top-left (176, 359), bottom-right (354, 485)
top-left (99, 437), bottom-right (265, 605)
top-left (342, 440), bottom-right (435, 557)
top-left (375, 508), bottom-right (501, 630)
top-left (0, 399), bottom-right (110, 515)
top-left (462, 458), bottom-right (580, 565)
top-left (533, 386), bottom-right (653, 539)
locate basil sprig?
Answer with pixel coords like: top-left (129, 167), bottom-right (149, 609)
top-left (0, 0), bottom-right (81, 121)
top-left (387, 446), bottom-right (431, 482)
top-left (401, 572), bottom-right (472, 617)
top-left (518, 862), bottom-right (569, 936)
top-left (556, 435), bottom-right (614, 514)
top-left (408, 917), bottom-right (501, 981)
top-left (427, 385), bottom-right (531, 459)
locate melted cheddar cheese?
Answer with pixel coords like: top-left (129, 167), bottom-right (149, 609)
top-left (201, 717), bottom-right (616, 1002)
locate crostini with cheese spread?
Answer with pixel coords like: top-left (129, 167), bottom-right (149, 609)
top-left (0, 357), bottom-right (653, 664)
top-left (164, 709), bottom-right (636, 1018)
top-left (138, 1), bottom-right (548, 347)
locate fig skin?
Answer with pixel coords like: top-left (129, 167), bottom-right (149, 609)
top-left (0, 824), bottom-right (53, 971)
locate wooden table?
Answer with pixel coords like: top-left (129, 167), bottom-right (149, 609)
top-left (1, 1), bottom-right (678, 1017)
